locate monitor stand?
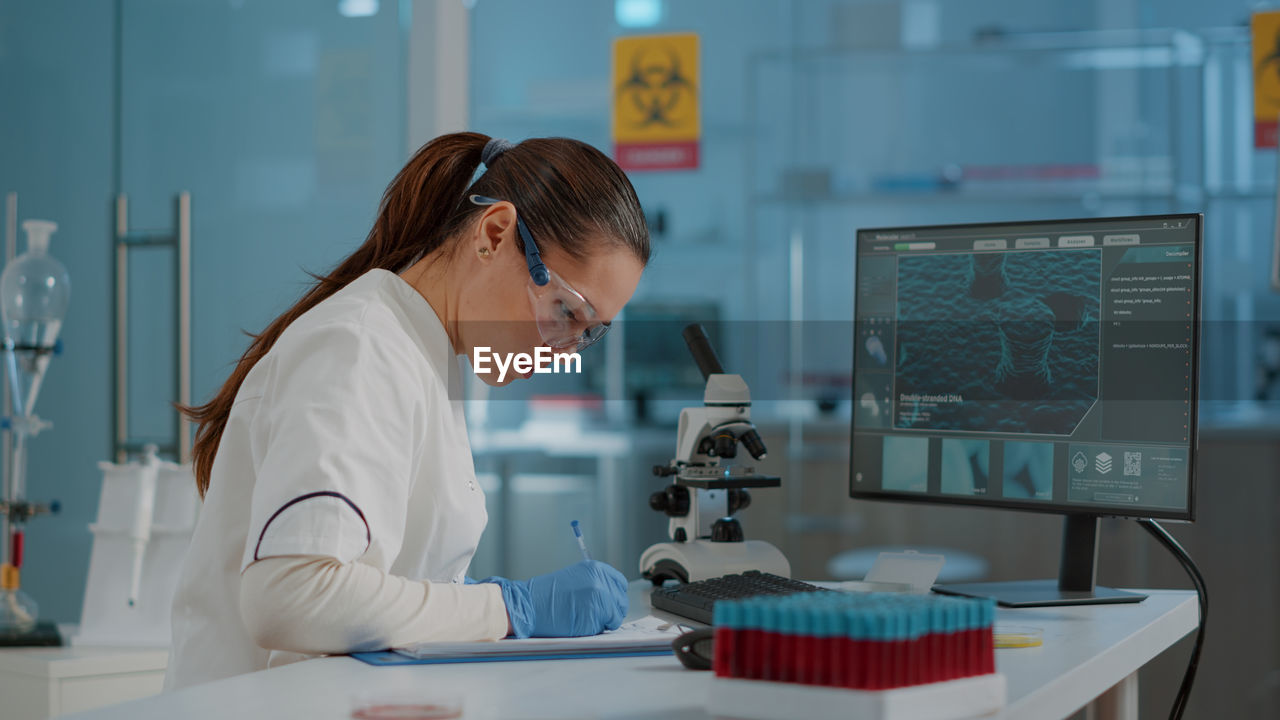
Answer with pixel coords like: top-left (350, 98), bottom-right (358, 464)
top-left (932, 514), bottom-right (1147, 608)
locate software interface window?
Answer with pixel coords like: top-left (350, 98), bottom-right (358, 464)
top-left (852, 216), bottom-right (1199, 518)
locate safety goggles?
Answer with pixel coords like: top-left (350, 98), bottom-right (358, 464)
top-left (469, 195), bottom-right (610, 353)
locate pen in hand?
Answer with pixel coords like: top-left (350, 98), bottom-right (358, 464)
top-left (571, 520), bottom-right (591, 562)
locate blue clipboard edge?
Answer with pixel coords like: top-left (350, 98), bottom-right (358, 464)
top-left (350, 648), bottom-right (673, 666)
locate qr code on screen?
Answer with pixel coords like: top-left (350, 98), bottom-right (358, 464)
top-left (1123, 452), bottom-right (1142, 477)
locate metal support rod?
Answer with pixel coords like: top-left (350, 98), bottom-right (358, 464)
top-left (177, 192), bottom-right (192, 463)
top-left (3, 192), bottom-right (15, 491)
top-left (114, 194), bottom-right (130, 463)
top-left (4, 192), bottom-right (14, 258)
top-left (1, 192), bottom-right (14, 573)
top-left (113, 192), bottom-right (192, 464)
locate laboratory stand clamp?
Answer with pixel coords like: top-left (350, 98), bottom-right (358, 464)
top-left (641, 324), bottom-right (790, 585)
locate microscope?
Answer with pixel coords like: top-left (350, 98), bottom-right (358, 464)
top-left (640, 324), bottom-right (790, 584)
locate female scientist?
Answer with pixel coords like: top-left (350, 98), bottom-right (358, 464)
top-left (165, 133), bottom-right (649, 688)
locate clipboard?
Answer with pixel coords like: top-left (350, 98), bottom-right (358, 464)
top-left (350, 616), bottom-right (682, 666)
top-left (351, 647), bottom-right (673, 666)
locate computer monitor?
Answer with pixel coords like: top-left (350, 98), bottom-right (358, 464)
top-left (850, 213), bottom-right (1201, 606)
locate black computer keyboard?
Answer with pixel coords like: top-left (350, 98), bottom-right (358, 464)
top-left (650, 570), bottom-right (829, 625)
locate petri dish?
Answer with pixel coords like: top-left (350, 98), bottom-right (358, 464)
top-left (350, 690), bottom-right (463, 720)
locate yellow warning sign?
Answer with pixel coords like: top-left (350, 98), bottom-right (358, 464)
top-left (612, 33), bottom-right (700, 170)
top-left (1253, 11), bottom-right (1280, 147)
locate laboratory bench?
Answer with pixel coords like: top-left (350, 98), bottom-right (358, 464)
top-left (62, 582), bottom-right (1197, 720)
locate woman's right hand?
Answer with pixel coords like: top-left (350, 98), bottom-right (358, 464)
top-left (478, 560), bottom-right (629, 638)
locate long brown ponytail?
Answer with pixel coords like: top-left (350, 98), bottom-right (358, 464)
top-left (182, 132), bottom-right (649, 497)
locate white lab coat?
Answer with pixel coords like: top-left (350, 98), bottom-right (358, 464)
top-left (165, 269), bottom-right (492, 689)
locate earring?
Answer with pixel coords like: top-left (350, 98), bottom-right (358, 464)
top-left (478, 247), bottom-right (490, 257)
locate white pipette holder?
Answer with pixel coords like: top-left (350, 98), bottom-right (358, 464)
top-left (73, 448), bottom-right (198, 647)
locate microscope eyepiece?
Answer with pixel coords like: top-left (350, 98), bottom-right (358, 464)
top-left (682, 323), bottom-right (725, 379)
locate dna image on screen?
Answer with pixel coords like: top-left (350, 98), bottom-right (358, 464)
top-left (893, 250), bottom-right (1101, 435)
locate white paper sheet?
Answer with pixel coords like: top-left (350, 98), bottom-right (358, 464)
top-left (394, 615), bottom-right (687, 659)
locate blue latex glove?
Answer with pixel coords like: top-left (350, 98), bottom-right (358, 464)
top-left (477, 560), bottom-right (628, 638)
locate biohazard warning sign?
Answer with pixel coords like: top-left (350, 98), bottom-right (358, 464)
top-left (1253, 11), bottom-right (1280, 147)
top-left (612, 33), bottom-right (700, 171)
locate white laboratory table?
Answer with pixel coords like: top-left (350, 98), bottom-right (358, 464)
top-left (64, 585), bottom-right (1197, 720)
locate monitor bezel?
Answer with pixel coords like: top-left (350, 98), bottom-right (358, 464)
top-left (849, 212), bottom-right (1202, 522)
